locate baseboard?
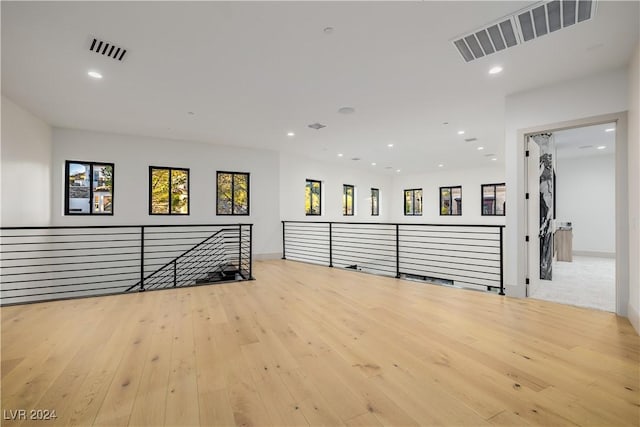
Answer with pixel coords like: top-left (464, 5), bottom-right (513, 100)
top-left (628, 302), bottom-right (640, 335)
top-left (254, 252), bottom-right (282, 261)
top-left (572, 251), bottom-right (616, 258)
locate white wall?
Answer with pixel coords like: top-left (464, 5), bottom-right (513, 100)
top-left (1, 95), bottom-right (52, 226)
top-left (628, 43), bottom-right (640, 334)
top-left (555, 154), bottom-right (615, 255)
top-left (51, 128), bottom-right (281, 256)
top-left (390, 166), bottom-right (505, 225)
top-left (279, 152), bottom-right (393, 222)
top-left (504, 67), bottom-right (629, 305)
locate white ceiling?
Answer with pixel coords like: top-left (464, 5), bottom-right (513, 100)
top-left (2, 1), bottom-right (638, 175)
top-left (555, 122), bottom-right (616, 159)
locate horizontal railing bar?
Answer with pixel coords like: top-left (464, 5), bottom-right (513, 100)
top-left (399, 267), bottom-right (499, 283)
top-left (2, 245), bottom-right (141, 254)
top-left (399, 244), bottom-right (498, 255)
top-left (0, 238), bottom-right (142, 246)
top-left (0, 231), bottom-right (141, 238)
top-left (2, 270), bottom-right (140, 285)
top-left (283, 220), bottom-right (504, 228)
top-left (399, 255), bottom-right (499, 269)
top-left (1, 264), bottom-right (139, 276)
top-left (1, 251), bottom-right (141, 261)
top-left (1, 224), bottom-right (253, 230)
top-left (1, 277), bottom-right (137, 291)
top-left (398, 260), bottom-right (501, 276)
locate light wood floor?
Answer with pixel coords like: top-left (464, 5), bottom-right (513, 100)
top-left (1, 259), bottom-right (639, 426)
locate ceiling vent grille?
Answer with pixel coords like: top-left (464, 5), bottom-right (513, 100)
top-left (89, 37), bottom-right (127, 61)
top-left (452, 0), bottom-right (597, 63)
top-left (308, 122), bottom-right (326, 130)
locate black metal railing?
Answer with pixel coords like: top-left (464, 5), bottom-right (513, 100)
top-left (0, 224), bottom-right (253, 305)
top-left (282, 221), bottom-right (504, 295)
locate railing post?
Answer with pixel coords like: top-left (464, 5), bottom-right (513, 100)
top-left (249, 224), bottom-right (253, 279)
top-left (139, 226), bottom-right (145, 292)
top-left (499, 227), bottom-right (505, 295)
top-left (173, 259), bottom-right (177, 287)
top-left (329, 222), bottom-right (333, 267)
top-left (395, 224), bottom-right (400, 278)
top-left (238, 224), bottom-right (243, 274)
top-left (282, 221), bottom-right (286, 260)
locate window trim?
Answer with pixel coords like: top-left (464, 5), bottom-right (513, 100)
top-left (439, 185), bottom-right (463, 216)
top-left (404, 188), bottom-right (423, 216)
top-left (305, 179), bottom-right (322, 216)
top-left (371, 188), bottom-right (380, 216)
top-left (343, 184), bottom-right (355, 216)
top-left (481, 182), bottom-right (506, 216)
top-left (216, 171), bottom-right (250, 216)
top-left (148, 166), bottom-right (190, 215)
top-left (64, 160), bottom-right (115, 216)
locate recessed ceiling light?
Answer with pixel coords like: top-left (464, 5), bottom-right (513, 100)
top-left (287, 132), bottom-right (295, 137)
top-left (457, 130), bottom-right (465, 135)
top-left (605, 128), bottom-right (615, 132)
top-left (87, 70), bottom-right (103, 79)
top-left (338, 153), bottom-right (343, 157)
top-left (489, 66), bottom-right (503, 75)
top-left (187, 111), bottom-right (195, 116)
top-left (387, 143), bottom-right (394, 148)
top-left (579, 145), bottom-right (593, 149)
top-left (338, 106), bottom-right (355, 114)
top-left (491, 157), bottom-right (498, 161)
top-left (371, 162), bottom-right (377, 166)
top-left (384, 166), bottom-right (393, 170)
top-left (597, 146), bottom-right (606, 150)
top-left (442, 122), bottom-right (449, 125)
top-left (351, 157), bottom-right (361, 161)
top-left (438, 164), bottom-right (444, 168)
top-left (323, 27), bottom-right (334, 34)
top-left (477, 146), bottom-right (485, 150)
top-left (396, 169), bottom-right (401, 173)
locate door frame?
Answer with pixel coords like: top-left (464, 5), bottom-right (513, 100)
top-left (519, 112), bottom-right (628, 315)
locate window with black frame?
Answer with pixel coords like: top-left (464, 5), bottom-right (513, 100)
top-left (217, 171), bottom-right (250, 215)
top-left (65, 161), bottom-right (114, 215)
top-left (440, 186), bottom-right (462, 216)
top-left (404, 188), bottom-right (423, 216)
top-left (305, 179), bottom-right (322, 216)
top-left (481, 183), bottom-right (506, 216)
top-left (343, 184), bottom-right (355, 216)
top-left (149, 166), bottom-right (189, 215)
top-left (371, 188), bottom-right (380, 216)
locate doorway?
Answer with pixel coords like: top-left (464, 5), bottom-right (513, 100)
top-left (526, 122), bottom-right (617, 312)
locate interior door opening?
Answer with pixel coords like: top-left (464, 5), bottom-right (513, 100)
top-left (525, 122), bottom-right (617, 312)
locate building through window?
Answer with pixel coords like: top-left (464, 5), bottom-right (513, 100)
top-left (482, 183), bottom-right (506, 216)
top-left (440, 186), bottom-right (462, 215)
top-left (65, 161), bottom-right (114, 215)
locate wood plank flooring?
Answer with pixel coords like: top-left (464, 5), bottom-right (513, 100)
top-left (1, 259), bottom-right (639, 426)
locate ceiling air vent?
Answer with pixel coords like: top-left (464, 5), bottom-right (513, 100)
top-left (452, 0), bottom-right (597, 63)
top-left (308, 122), bottom-right (326, 130)
top-left (464, 137), bottom-right (478, 142)
top-left (89, 37), bottom-right (127, 61)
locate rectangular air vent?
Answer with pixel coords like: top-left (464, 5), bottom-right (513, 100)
top-left (89, 37), bottom-right (127, 61)
top-left (452, 0), bottom-right (597, 63)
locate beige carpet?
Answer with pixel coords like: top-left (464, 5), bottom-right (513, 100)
top-left (530, 255), bottom-right (615, 312)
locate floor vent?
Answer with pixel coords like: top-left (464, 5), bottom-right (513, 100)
top-left (89, 37), bottom-right (127, 61)
top-left (452, 0), bottom-right (597, 63)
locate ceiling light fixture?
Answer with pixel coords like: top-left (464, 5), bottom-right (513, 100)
top-left (387, 143), bottom-right (394, 148)
top-left (338, 106), bottom-right (355, 114)
top-left (371, 162), bottom-right (377, 166)
top-left (491, 157), bottom-right (498, 161)
top-left (597, 146), bottom-right (606, 150)
top-left (438, 164), bottom-right (444, 168)
top-left (338, 153), bottom-right (343, 157)
top-left (187, 111), bottom-right (195, 116)
top-left (396, 169), bottom-right (401, 173)
top-left (457, 130), bottom-right (465, 135)
top-left (87, 70), bottom-right (103, 79)
top-left (477, 146), bottom-right (485, 150)
top-left (287, 132), bottom-right (295, 137)
top-left (605, 128), bottom-right (615, 132)
top-left (323, 27), bottom-right (334, 34)
top-left (489, 66), bottom-right (503, 74)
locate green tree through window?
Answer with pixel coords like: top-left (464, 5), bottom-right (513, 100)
top-left (305, 179), bottom-right (321, 215)
top-left (150, 166), bottom-right (189, 215)
top-left (217, 171), bottom-right (250, 215)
